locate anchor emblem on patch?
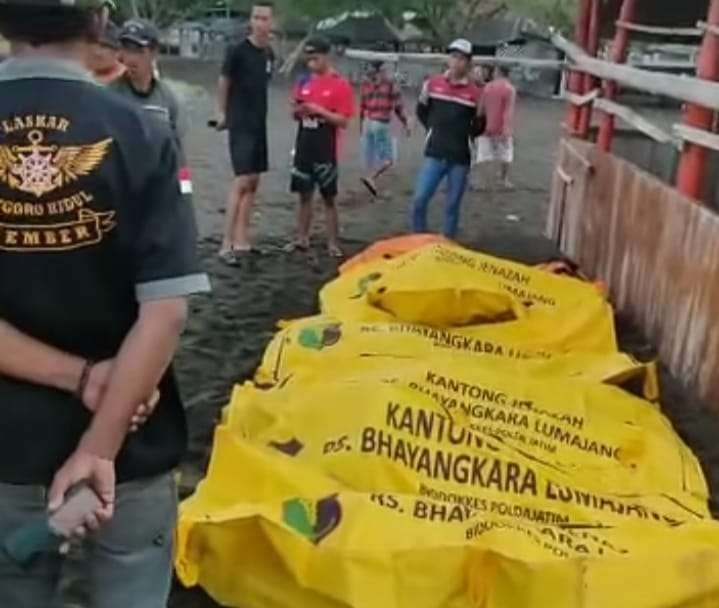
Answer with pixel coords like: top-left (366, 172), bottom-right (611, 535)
top-left (0, 130), bottom-right (113, 198)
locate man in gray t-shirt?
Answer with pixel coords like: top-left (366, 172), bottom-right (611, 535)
top-left (111, 19), bottom-right (188, 159)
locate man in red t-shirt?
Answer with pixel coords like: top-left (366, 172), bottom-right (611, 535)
top-left (287, 37), bottom-right (354, 258)
top-left (359, 61), bottom-right (409, 199)
top-left (477, 65), bottom-right (517, 189)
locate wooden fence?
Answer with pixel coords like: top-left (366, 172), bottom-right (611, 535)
top-left (548, 138), bottom-right (719, 410)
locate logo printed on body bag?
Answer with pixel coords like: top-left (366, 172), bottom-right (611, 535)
top-left (298, 323), bottom-right (342, 350)
top-left (282, 495), bottom-right (343, 544)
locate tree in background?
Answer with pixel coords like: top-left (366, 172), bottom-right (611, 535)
top-left (506, 0), bottom-right (577, 33)
top-left (115, 0), bottom-right (218, 26)
top-left (112, 0), bottom-right (577, 37)
top-left (274, 0), bottom-right (504, 42)
top-left (273, 0), bottom-right (576, 40)
top-left (412, 0), bottom-right (504, 41)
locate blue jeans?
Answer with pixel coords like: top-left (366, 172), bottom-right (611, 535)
top-left (411, 157), bottom-right (470, 239)
top-left (0, 474), bottom-right (177, 608)
top-left (361, 119), bottom-right (394, 170)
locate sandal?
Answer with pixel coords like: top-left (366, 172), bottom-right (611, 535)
top-left (360, 177), bottom-right (378, 198)
top-left (218, 249), bottom-right (238, 266)
top-left (282, 239), bottom-right (310, 254)
top-left (233, 245), bottom-right (264, 256)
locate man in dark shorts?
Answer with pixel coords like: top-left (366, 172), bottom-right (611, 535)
top-left (216, 1), bottom-right (274, 262)
top-left (288, 37), bottom-right (354, 258)
top-left (0, 0), bottom-right (209, 605)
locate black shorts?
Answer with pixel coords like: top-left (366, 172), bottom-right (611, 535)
top-left (229, 130), bottom-right (268, 176)
top-left (290, 158), bottom-right (338, 199)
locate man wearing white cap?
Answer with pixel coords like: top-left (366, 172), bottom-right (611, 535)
top-left (411, 38), bottom-right (484, 239)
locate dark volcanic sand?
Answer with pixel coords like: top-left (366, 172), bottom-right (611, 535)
top-left (159, 58), bottom-right (719, 608)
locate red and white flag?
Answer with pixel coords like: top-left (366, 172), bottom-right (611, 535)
top-left (179, 167), bottom-right (193, 195)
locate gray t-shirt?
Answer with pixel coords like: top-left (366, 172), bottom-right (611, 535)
top-left (110, 75), bottom-right (188, 161)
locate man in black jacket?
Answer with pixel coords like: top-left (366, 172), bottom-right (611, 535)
top-left (411, 38), bottom-right (484, 239)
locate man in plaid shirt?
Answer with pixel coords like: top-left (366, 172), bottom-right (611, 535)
top-left (359, 61), bottom-right (411, 199)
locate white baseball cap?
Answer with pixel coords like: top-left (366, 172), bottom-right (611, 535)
top-left (447, 38), bottom-right (473, 57)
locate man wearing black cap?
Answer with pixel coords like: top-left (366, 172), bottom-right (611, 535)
top-left (0, 0), bottom-right (209, 605)
top-left (411, 38), bottom-right (484, 239)
top-left (88, 20), bottom-right (125, 85)
top-left (287, 36), bottom-right (354, 258)
top-left (112, 18), bottom-right (187, 157)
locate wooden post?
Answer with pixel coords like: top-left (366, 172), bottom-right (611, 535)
top-left (676, 0), bottom-right (719, 201)
top-left (577, 0), bottom-right (601, 139)
top-left (597, 0), bottom-right (638, 152)
top-left (566, 0), bottom-right (592, 133)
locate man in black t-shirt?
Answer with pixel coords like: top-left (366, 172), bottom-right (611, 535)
top-left (0, 0), bottom-right (209, 605)
top-left (216, 1), bottom-right (274, 263)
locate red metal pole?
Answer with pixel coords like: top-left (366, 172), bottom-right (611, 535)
top-left (565, 0), bottom-right (592, 133)
top-left (597, 0), bottom-right (638, 152)
top-left (676, 0), bottom-right (719, 201)
top-left (577, 0), bottom-right (602, 138)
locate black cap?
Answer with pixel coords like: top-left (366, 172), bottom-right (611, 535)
top-left (120, 19), bottom-right (160, 48)
top-left (100, 20), bottom-right (121, 49)
top-left (304, 36), bottom-right (331, 55)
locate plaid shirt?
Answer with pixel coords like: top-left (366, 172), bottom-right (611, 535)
top-left (360, 75), bottom-right (407, 124)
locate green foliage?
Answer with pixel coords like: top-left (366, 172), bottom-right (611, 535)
top-left (275, 0), bottom-right (402, 20)
top-left (117, 0), bottom-right (577, 34)
top-left (505, 0), bottom-right (577, 33)
top-left (113, 0), bottom-right (220, 26)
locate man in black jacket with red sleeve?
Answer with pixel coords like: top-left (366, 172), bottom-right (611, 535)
top-left (412, 38), bottom-right (485, 239)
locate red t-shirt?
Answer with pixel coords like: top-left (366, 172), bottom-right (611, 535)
top-left (482, 78), bottom-right (516, 137)
top-left (293, 71), bottom-right (354, 116)
top-left (292, 71), bottom-right (354, 162)
top-left (360, 75), bottom-right (406, 123)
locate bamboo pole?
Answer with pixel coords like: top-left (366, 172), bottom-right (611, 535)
top-left (594, 98), bottom-right (678, 146)
top-left (279, 34), bottom-right (310, 76)
top-left (616, 21), bottom-right (703, 37)
top-left (674, 123), bottom-right (719, 152)
top-left (563, 88), bottom-right (600, 107)
top-left (551, 32), bottom-right (719, 112)
top-left (344, 49), bottom-right (564, 69)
